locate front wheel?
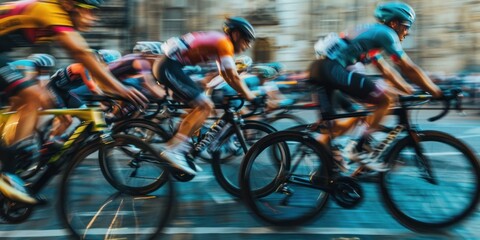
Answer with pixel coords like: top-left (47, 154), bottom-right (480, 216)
top-left (240, 131), bottom-right (331, 226)
top-left (58, 135), bottom-right (175, 240)
top-left (380, 130), bottom-right (480, 232)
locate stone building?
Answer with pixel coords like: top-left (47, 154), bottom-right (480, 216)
top-left (2, 0), bottom-right (480, 74)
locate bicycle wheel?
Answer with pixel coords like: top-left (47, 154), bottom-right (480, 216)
top-left (108, 121), bottom-right (171, 194)
top-left (380, 130), bottom-right (480, 232)
top-left (59, 134), bottom-right (175, 240)
top-left (99, 134), bottom-right (169, 195)
top-left (240, 131), bottom-right (331, 226)
top-left (267, 113), bottom-right (307, 131)
top-left (211, 120), bottom-right (276, 197)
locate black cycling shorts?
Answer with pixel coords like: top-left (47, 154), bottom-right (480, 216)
top-left (154, 57), bottom-right (204, 106)
top-left (308, 58), bottom-right (385, 116)
top-left (0, 54), bottom-right (36, 97)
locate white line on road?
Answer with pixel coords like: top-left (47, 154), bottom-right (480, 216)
top-left (0, 227), bottom-right (435, 238)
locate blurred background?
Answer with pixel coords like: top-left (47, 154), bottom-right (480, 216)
top-left (4, 0), bottom-right (480, 101)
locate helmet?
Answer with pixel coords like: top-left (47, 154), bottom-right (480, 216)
top-left (133, 41), bottom-right (163, 55)
top-left (73, 0), bottom-right (104, 9)
top-left (235, 55), bottom-right (253, 71)
top-left (265, 62), bottom-right (285, 74)
top-left (28, 54), bottom-right (56, 68)
top-left (97, 49), bottom-right (122, 64)
top-left (252, 65), bottom-right (278, 79)
top-left (374, 2), bottom-right (416, 27)
top-left (223, 17), bottom-right (256, 41)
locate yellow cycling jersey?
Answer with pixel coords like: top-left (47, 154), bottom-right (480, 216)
top-left (0, 0), bottom-right (74, 51)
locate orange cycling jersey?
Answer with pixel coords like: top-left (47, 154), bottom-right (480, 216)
top-left (167, 31), bottom-right (235, 66)
top-left (0, 0), bottom-right (74, 52)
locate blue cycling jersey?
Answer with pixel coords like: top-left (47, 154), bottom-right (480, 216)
top-left (330, 23), bottom-right (405, 67)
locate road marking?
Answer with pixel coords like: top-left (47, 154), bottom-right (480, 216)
top-left (0, 227), bottom-right (445, 237)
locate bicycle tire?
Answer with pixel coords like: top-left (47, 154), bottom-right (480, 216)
top-left (99, 133), bottom-right (169, 195)
top-left (211, 120), bottom-right (277, 197)
top-left (240, 131), bottom-right (331, 226)
top-left (58, 134), bottom-right (175, 240)
top-left (380, 130), bottom-right (480, 232)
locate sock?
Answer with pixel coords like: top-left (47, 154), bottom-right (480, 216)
top-left (167, 134), bottom-right (190, 153)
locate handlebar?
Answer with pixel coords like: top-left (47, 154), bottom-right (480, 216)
top-left (239, 95), bottom-right (268, 118)
top-left (398, 88), bottom-right (463, 122)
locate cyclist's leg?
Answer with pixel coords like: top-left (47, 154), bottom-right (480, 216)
top-left (155, 58), bottom-right (213, 174)
top-left (0, 55), bottom-right (47, 204)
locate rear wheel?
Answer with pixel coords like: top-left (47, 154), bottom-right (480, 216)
top-left (212, 120), bottom-right (276, 197)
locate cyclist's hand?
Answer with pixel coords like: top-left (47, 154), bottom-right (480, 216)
top-left (250, 95), bottom-right (265, 108)
top-left (118, 87), bottom-right (149, 109)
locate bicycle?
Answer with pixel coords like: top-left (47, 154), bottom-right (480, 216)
top-left (239, 88), bottom-right (480, 232)
top-left (0, 107), bottom-right (175, 239)
top-left (106, 95), bottom-right (277, 197)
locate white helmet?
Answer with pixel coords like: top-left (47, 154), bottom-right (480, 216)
top-left (133, 41), bottom-right (163, 55)
top-left (235, 55), bottom-right (253, 71)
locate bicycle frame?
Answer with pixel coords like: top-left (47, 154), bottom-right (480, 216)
top-left (0, 108), bottom-right (111, 194)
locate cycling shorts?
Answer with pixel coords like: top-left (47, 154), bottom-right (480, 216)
top-left (155, 57), bottom-right (206, 106)
top-left (308, 58), bottom-right (385, 116)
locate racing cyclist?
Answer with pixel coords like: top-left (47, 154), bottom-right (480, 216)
top-left (155, 17), bottom-right (258, 175)
top-left (0, 0), bottom-right (147, 204)
top-left (308, 1), bottom-right (442, 172)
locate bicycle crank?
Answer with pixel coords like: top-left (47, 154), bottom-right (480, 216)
top-left (331, 176), bottom-right (364, 209)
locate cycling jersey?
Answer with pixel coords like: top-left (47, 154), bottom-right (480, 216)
top-left (163, 31), bottom-right (235, 67)
top-left (50, 63), bottom-right (97, 91)
top-left (310, 23), bottom-right (403, 116)
top-left (327, 23), bottom-right (405, 67)
top-left (0, 0), bottom-right (74, 52)
top-left (0, 0), bottom-right (74, 96)
top-left (157, 31), bottom-right (235, 106)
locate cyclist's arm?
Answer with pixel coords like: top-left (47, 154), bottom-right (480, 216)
top-left (55, 31), bottom-right (148, 104)
top-left (375, 57), bottom-right (414, 95)
top-left (69, 63), bottom-right (99, 92)
top-left (395, 55), bottom-right (442, 98)
top-left (218, 57), bottom-right (256, 101)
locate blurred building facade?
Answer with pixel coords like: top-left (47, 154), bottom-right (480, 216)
top-left (3, 0), bottom-right (480, 74)
top-left (127, 0), bottom-right (480, 74)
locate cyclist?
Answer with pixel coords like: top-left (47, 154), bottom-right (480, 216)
top-left (0, 0), bottom-right (147, 204)
top-left (110, 41), bottom-right (165, 99)
top-left (155, 16), bottom-right (258, 175)
top-left (308, 1), bottom-right (442, 172)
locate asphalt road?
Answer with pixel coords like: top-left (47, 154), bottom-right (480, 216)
top-left (1, 108), bottom-right (480, 240)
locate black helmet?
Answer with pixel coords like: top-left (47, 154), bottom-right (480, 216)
top-left (374, 2), bottom-right (416, 27)
top-left (223, 17), bottom-right (256, 41)
top-left (73, 0), bottom-right (104, 9)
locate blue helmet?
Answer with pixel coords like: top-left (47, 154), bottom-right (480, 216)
top-left (97, 49), bottom-right (122, 64)
top-left (374, 2), bottom-right (416, 27)
top-left (28, 54), bottom-right (56, 68)
top-left (223, 17), bottom-right (256, 41)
